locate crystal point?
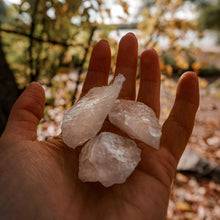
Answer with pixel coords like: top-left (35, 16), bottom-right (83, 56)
top-left (109, 99), bottom-right (161, 149)
top-left (78, 132), bottom-right (141, 187)
top-left (61, 74), bottom-right (125, 149)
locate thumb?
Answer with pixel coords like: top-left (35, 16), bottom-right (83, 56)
top-left (2, 82), bottom-right (45, 141)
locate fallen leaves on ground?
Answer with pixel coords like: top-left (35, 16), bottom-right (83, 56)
top-left (37, 72), bottom-right (220, 219)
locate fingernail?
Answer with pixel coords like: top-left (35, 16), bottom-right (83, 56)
top-left (99, 39), bottom-right (109, 44)
top-left (126, 32), bottom-right (136, 38)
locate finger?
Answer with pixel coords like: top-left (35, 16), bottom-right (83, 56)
top-left (114, 33), bottom-right (138, 100)
top-left (161, 72), bottom-right (199, 161)
top-left (81, 40), bottom-right (111, 97)
top-left (2, 82), bottom-right (45, 141)
top-left (137, 49), bottom-right (161, 118)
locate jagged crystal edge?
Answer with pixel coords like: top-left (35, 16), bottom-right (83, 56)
top-left (78, 132), bottom-right (141, 187)
top-left (61, 74), bottom-right (125, 149)
top-left (108, 99), bottom-right (162, 149)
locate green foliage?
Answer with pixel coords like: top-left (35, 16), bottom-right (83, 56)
top-left (0, 1), bottom-right (102, 87)
top-left (1, 0), bottom-right (130, 89)
top-left (198, 0), bottom-right (220, 31)
top-left (0, 0), bottom-right (6, 22)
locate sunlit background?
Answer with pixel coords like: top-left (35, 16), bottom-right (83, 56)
top-left (0, 0), bottom-right (220, 219)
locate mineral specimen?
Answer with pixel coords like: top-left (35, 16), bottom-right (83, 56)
top-left (78, 132), bottom-right (141, 187)
top-left (61, 72), bottom-right (162, 187)
top-left (108, 99), bottom-right (161, 149)
top-left (61, 74), bottom-right (125, 149)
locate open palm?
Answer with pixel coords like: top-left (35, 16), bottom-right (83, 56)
top-left (0, 33), bottom-right (199, 220)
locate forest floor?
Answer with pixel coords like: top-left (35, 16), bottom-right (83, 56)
top-left (162, 76), bottom-right (220, 220)
top-left (37, 72), bottom-right (220, 220)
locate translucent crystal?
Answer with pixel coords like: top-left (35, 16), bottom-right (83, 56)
top-left (109, 99), bottom-right (161, 149)
top-left (78, 132), bottom-right (141, 187)
top-left (61, 74), bottom-right (125, 149)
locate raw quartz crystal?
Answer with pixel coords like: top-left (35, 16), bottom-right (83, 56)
top-left (61, 72), bottom-right (162, 187)
top-left (61, 74), bottom-right (125, 149)
top-left (78, 132), bottom-right (141, 187)
top-left (109, 99), bottom-right (162, 149)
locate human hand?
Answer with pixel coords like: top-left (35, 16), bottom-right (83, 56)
top-left (0, 33), bottom-right (199, 220)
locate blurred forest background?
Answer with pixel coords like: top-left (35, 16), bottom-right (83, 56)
top-left (0, 0), bottom-right (220, 219)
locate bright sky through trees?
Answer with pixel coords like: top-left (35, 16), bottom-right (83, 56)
top-left (4, 0), bottom-right (197, 24)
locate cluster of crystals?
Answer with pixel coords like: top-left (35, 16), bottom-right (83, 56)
top-left (62, 74), bottom-right (161, 187)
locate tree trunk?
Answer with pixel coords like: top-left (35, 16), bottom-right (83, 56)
top-left (0, 36), bottom-right (20, 135)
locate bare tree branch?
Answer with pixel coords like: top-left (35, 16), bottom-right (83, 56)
top-left (0, 28), bottom-right (84, 48)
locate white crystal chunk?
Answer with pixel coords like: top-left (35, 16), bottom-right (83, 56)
top-left (109, 99), bottom-right (161, 149)
top-left (61, 74), bottom-right (125, 149)
top-left (78, 132), bottom-right (141, 187)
